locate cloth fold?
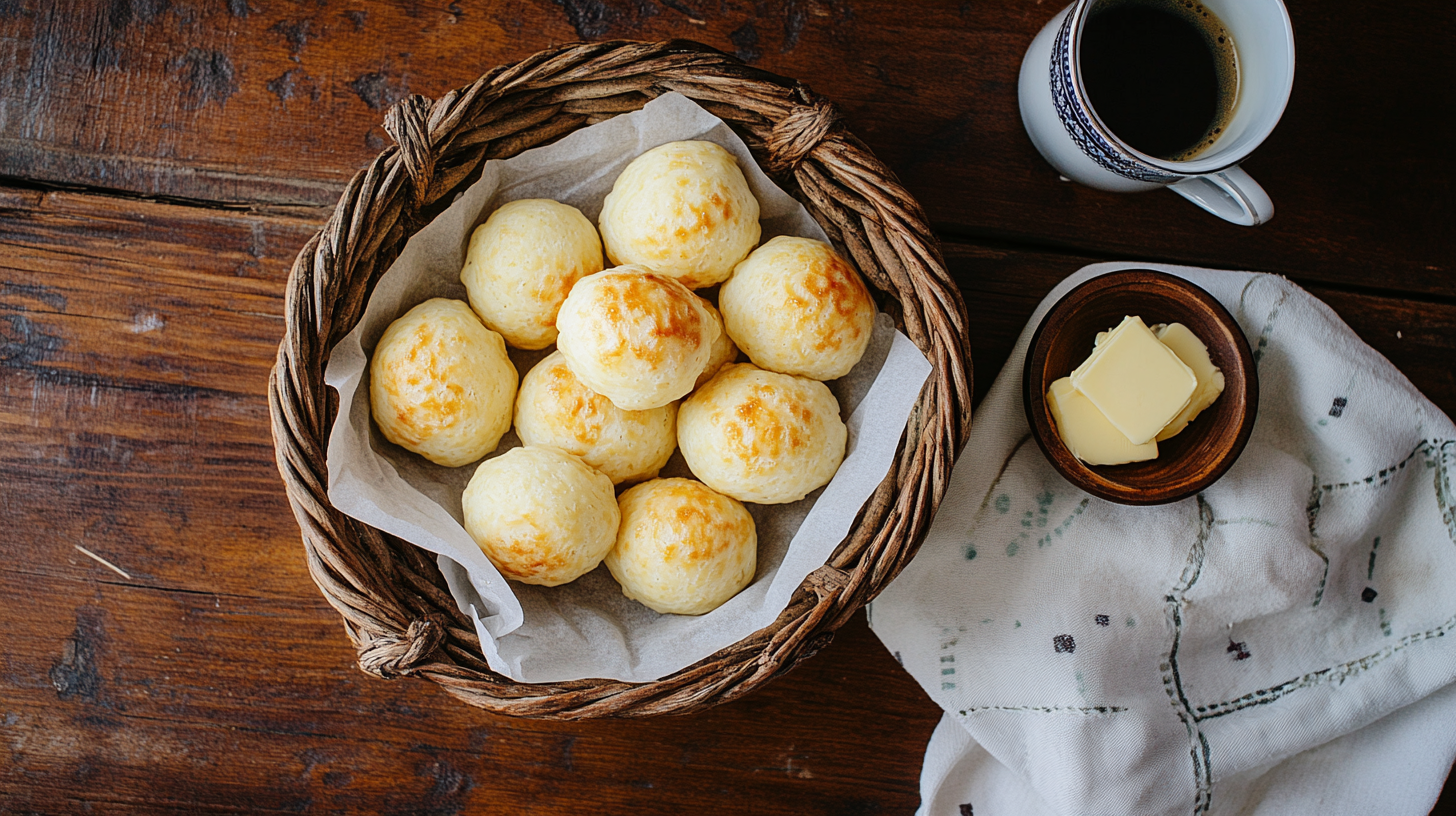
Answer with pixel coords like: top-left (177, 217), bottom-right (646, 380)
top-left (869, 262), bottom-right (1456, 816)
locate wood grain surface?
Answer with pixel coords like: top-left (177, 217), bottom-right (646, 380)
top-left (1, 0), bottom-right (1453, 812)
top-left (1, 0), bottom-right (1450, 295)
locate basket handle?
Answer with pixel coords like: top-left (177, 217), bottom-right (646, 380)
top-left (384, 94), bottom-right (438, 210)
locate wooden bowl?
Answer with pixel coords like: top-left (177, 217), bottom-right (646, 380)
top-left (1023, 269), bottom-right (1257, 505)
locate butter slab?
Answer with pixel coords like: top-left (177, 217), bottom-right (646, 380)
top-left (1047, 377), bottom-right (1158, 465)
top-left (1153, 322), bottom-right (1226, 441)
top-left (1070, 315), bottom-right (1197, 446)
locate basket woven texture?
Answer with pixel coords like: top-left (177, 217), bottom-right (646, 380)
top-left (269, 39), bottom-right (973, 718)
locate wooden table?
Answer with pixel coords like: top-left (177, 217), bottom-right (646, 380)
top-left (2, 1), bottom-right (1453, 813)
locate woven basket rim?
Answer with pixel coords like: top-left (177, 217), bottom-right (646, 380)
top-left (268, 38), bottom-right (973, 718)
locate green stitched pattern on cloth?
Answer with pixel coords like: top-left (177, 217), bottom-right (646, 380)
top-left (1041, 498), bottom-right (1091, 547)
top-left (1192, 611), bottom-right (1456, 722)
top-left (1185, 439), bottom-right (1456, 725)
top-left (1160, 495), bottom-right (1218, 814)
top-left (957, 705), bottom-right (1126, 716)
top-left (1434, 440), bottom-right (1456, 543)
top-left (1250, 287), bottom-right (1289, 364)
top-left (1305, 477), bottom-right (1331, 608)
top-left (867, 266), bottom-right (1456, 816)
top-left (1320, 441), bottom-right (1432, 492)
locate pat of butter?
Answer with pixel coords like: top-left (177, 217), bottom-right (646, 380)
top-left (1047, 377), bottom-right (1158, 465)
top-left (1070, 316), bottom-right (1197, 445)
top-left (1154, 323), bottom-right (1226, 441)
top-left (1099, 324), bottom-right (1165, 346)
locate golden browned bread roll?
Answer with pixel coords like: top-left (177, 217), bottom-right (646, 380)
top-left (598, 140), bottom-right (762, 289)
top-left (461, 446), bottom-right (620, 587)
top-left (694, 296), bottom-right (740, 390)
top-left (719, 236), bottom-right (876, 381)
top-left (369, 298), bottom-right (517, 467)
top-left (555, 266), bottom-right (720, 410)
top-left (459, 198), bottom-right (604, 350)
top-left (514, 351), bottom-right (678, 485)
top-left (605, 478), bottom-right (757, 615)
top-left (677, 363), bottom-right (847, 504)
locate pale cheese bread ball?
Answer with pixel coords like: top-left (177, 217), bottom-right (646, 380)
top-left (677, 363), bottom-right (847, 504)
top-left (606, 478), bottom-right (757, 615)
top-left (719, 236), bottom-right (876, 381)
top-left (598, 140), bottom-right (762, 289)
top-left (694, 296), bottom-right (740, 390)
top-left (555, 266), bottom-right (720, 410)
top-left (514, 351), bottom-right (678, 485)
top-left (462, 446), bottom-right (620, 587)
top-left (369, 298), bottom-right (517, 467)
top-left (460, 198), bottom-right (604, 350)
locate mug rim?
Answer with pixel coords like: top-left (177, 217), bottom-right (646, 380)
top-left (1065, 0), bottom-right (1295, 176)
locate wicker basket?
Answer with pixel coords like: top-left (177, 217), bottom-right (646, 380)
top-left (269, 39), bottom-right (972, 718)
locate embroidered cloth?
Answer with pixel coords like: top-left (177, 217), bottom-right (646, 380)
top-left (870, 262), bottom-right (1456, 815)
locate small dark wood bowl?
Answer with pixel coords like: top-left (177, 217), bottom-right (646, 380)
top-left (1023, 269), bottom-right (1258, 505)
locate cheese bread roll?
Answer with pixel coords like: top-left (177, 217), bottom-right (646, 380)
top-left (719, 236), bottom-right (875, 381)
top-left (598, 140), bottom-right (761, 289)
top-left (462, 446), bottom-right (620, 587)
top-left (514, 351), bottom-right (678, 485)
top-left (369, 298), bottom-right (517, 467)
top-left (694, 296), bottom-right (740, 390)
top-left (555, 266), bottom-right (719, 410)
top-left (677, 363), bottom-right (846, 504)
top-left (460, 198), bottom-right (604, 350)
top-left (606, 478), bottom-right (757, 615)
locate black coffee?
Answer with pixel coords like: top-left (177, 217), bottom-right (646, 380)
top-left (1079, 0), bottom-right (1238, 161)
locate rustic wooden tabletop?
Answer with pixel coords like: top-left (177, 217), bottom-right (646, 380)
top-left (2, 1), bottom-right (1453, 813)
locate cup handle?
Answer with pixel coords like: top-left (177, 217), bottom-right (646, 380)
top-left (1169, 166), bottom-right (1275, 226)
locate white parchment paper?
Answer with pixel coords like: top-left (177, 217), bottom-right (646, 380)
top-left (324, 93), bottom-right (932, 683)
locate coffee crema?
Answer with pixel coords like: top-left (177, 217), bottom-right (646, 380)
top-left (1079, 0), bottom-right (1239, 162)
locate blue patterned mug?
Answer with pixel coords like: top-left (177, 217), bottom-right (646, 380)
top-left (1018, 0), bottom-right (1294, 226)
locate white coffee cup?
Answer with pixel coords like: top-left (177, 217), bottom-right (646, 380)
top-left (1018, 0), bottom-right (1295, 226)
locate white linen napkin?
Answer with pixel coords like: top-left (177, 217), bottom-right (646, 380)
top-left (869, 262), bottom-right (1456, 816)
top-left (916, 680), bottom-right (1456, 816)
